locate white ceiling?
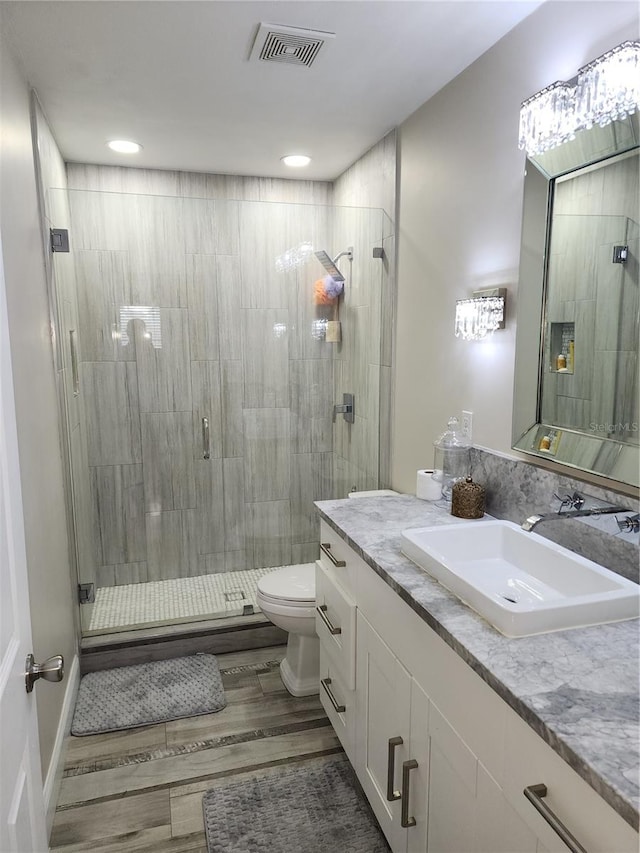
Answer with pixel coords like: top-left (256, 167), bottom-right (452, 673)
top-left (3, 1), bottom-right (542, 181)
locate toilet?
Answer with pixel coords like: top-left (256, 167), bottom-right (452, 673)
top-left (257, 563), bottom-right (319, 697)
top-left (257, 490), bottom-right (399, 698)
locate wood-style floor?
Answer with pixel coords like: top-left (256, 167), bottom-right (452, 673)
top-left (50, 646), bottom-right (342, 852)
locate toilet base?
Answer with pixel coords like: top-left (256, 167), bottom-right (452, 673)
top-left (279, 633), bottom-right (320, 697)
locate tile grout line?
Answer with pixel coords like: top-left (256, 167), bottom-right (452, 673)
top-left (56, 746), bottom-right (345, 811)
top-left (64, 717), bottom-right (331, 777)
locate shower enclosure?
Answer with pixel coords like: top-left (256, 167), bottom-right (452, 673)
top-left (49, 187), bottom-right (391, 636)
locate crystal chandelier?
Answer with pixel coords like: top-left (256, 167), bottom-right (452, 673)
top-left (518, 41), bottom-right (640, 157)
top-left (575, 41), bottom-right (640, 130)
top-left (454, 290), bottom-right (506, 341)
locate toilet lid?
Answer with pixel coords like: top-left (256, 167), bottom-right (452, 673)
top-left (257, 564), bottom-right (315, 602)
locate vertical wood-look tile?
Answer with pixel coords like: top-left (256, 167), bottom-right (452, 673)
top-left (290, 452), bottom-right (332, 544)
top-left (290, 359), bottom-right (333, 421)
top-left (141, 413), bottom-right (196, 511)
top-left (136, 308), bottom-right (192, 413)
top-left (242, 309), bottom-right (289, 408)
top-left (220, 361), bottom-right (244, 458)
top-left (195, 458), bottom-right (225, 556)
top-left (239, 202), bottom-right (291, 309)
top-left (191, 361), bottom-right (222, 460)
top-left (146, 509), bottom-right (198, 580)
top-left (75, 250), bottom-right (131, 362)
top-left (69, 421), bottom-right (96, 585)
top-left (292, 542), bottom-right (320, 563)
top-left (243, 409), bottom-right (290, 502)
top-left (222, 457), bottom-right (246, 553)
top-left (125, 195), bottom-right (187, 308)
top-left (187, 254), bottom-right (219, 362)
top-left (81, 362), bottom-right (141, 465)
top-left (68, 189), bottom-right (129, 251)
top-left (247, 500), bottom-right (291, 569)
top-left (216, 255), bottom-right (242, 360)
top-left (184, 199), bottom-right (239, 256)
top-left (90, 464), bottom-right (146, 566)
top-left (114, 561), bottom-right (149, 585)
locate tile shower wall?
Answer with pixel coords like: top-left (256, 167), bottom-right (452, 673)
top-left (332, 131), bottom-right (397, 491)
top-left (543, 154), bottom-right (639, 442)
top-left (64, 187), bottom-right (349, 585)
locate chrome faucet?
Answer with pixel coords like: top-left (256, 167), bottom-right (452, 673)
top-left (522, 493), bottom-right (631, 532)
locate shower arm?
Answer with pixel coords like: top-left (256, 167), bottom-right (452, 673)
top-left (332, 248), bottom-right (353, 264)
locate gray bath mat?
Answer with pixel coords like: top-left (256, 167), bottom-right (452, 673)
top-left (71, 654), bottom-right (226, 736)
top-left (202, 754), bottom-right (390, 853)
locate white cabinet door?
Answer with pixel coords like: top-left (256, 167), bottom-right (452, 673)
top-left (356, 611), bottom-right (412, 852)
top-left (427, 703), bottom-right (478, 853)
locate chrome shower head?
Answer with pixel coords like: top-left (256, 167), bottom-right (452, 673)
top-left (314, 247), bottom-right (353, 282)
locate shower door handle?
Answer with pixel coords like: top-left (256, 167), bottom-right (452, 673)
top-left (202, 417), bottom-right (210, 460)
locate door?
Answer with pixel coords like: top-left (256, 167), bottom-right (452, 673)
top-left (355, 611), bottom-right (412, 851)
top-left (0, 236), bottom-right (48, 852)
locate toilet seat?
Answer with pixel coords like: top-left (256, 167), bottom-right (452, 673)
top-left (257, 564), bottom-right (315, 604)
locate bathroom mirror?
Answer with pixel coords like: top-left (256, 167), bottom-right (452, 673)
top-left (512, 113), bottom-right (640, 487)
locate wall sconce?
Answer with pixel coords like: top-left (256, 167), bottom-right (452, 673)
top-left (455, 287), bottom-right (506, 341)
top-left (519, 41), bottom-right (640, 156)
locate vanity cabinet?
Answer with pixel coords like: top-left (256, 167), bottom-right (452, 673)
top-left (318, 520), bottom-right (639, 853)
top-left (355, 611), bottom-right (429, 851)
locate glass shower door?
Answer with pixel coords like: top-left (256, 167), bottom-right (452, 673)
top-left (52, 187), bottom-right (387, 635)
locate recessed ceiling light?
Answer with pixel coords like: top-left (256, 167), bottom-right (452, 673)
top-left (281, 154), bottom-right (311, 168)
top-left (107, 140), bottom-right (142, 154)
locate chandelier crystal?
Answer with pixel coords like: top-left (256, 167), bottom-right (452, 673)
top-left (575, 41), bottom-right (640, 131)
top-left (518, 82), bottom-right (576, 156)
top-left (454, 296), bottom-right (505, 341)
top-left (518, 41), bottom-right (640, 157)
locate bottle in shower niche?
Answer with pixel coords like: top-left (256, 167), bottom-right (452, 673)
top-left (433, 416), bottom-right (471, 502)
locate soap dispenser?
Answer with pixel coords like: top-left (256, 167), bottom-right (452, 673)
top-left (432, 416), bottom-right (471, 502)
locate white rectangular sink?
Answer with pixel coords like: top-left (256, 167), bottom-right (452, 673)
top-left (401, 520), bottom-right (639, 637)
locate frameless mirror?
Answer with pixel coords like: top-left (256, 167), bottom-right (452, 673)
top-left (513, 113), bottom-right (639, 487)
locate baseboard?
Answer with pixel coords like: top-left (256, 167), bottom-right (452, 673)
top-left (43, 653), bottom-right (79, 837)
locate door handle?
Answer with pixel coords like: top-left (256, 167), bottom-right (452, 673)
top-left (401, 759), bottom-right (418, 828)
top-left (523, 784), bottom-right (587, 853)
top-left (25, 654), bottom-right (64, 693)
top-left (387, 736), bottom-right (403, 801)
top-left (202, 417), bottom-right (210, 460)
top-left (316, 604), bottom-right (342, 635)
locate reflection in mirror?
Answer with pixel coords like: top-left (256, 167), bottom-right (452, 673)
top-left (513, 108), bottom-right (639, 487)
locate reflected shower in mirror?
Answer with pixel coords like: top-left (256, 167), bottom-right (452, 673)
top-left (513, 82), bottom-right (639, 487)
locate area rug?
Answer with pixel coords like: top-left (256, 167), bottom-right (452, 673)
top-left (202, 754), bottom-right (390, 853)
top-left (71, 654), bottom-right (226, 735)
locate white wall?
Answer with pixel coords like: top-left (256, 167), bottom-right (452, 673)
top-left (0, 22), bottom-right (78, 782)
top-left (393, 0), bottom-right (639, 494)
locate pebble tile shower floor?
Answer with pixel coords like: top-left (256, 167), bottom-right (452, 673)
top-left (88, 566), bottom-right (312, 633)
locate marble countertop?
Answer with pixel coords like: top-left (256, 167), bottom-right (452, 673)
top-left (315, 494), bottom-right (640, 830)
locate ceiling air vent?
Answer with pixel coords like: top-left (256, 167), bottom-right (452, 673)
top-left (250, 23), bottom-right (335, 68)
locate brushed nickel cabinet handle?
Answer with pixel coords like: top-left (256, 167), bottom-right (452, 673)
top-left (320, 677), bottom-right (346, 713)
top-left (202, 417), bottom-right (210, 460)
top-left (387, 736), bottom-right (403, 801)
top-left (524, 784), bottom-right (587, 853)
top-left (316, 604), bottom-right (342, 635)
top-left (320, 542), bottom-right (346, 567)
top-left (401, 759), bottom-right (418, 828)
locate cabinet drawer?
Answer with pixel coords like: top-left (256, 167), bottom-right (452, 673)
top-left (315, 560), bottom-right (356, 689)
top-left (504, 709), bottom-right (639, 853)
top-left (319, 520), bottom-right (362, 597)
top-left (319, 646), bottom-right (355, 764)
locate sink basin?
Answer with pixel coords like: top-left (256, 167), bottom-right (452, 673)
top-left (401, 520), bottom-right (639, 637)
